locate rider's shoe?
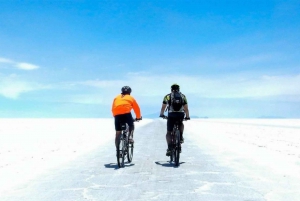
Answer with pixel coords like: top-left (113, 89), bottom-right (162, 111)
top-left (166, 149), bottom-right (171, 156)
top-left (180, 137), bottom-right (184, 144)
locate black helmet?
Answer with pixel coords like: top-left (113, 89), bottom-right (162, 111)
top-left (121, 86), bottom-right (132, 94)
top-left (171, 83), bottom-right (180, 91)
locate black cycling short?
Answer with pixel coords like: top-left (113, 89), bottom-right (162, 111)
top-left (167, 112), bottom-right (185, 132)
top-left (114, 113), bottom-right (134, 131)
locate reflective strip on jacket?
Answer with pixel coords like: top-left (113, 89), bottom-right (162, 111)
top-left (112, 94), bottom-right (141, 118)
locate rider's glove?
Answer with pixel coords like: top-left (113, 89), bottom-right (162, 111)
top-left (135, 117), bottom-right (142, 121)
top-left (159, 114), bottom-right (166, 118)
top-left (185, 117), bottom-right (190, 120)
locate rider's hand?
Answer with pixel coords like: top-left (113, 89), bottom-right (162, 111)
top-left (135, 117), bottom-right (142, 121)
top-left (185, 117), bottom-right (190, 120)
top-left (159, 114), bottom-right (166, 118)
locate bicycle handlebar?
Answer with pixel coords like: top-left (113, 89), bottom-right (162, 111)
top-left (134, 116), bottom-right (142, 122)
top-left (159, 115), bottom-right (190, 121)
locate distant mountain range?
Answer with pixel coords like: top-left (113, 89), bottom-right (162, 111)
top-left (257, 116), bottom-right (286, 119)
top-left (142, 113), bottom-right (287, 119)
top-left (142, 112), bottom-right (208, 119)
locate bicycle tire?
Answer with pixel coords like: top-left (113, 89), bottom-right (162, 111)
top-left (172, 148), bottom-right (176, 162)
top-left (117, 134), bottom-right (125, 168)
top-left (169, 145), bottom-right (173, 162)
top-left (174, 129), bottom-right (181, 166)
top-left (170, 132), bottom-right (175, 162)
top-left (127, 140), bottom-right (134, 163)
top-left (171, 125), bottom-right (178, 162)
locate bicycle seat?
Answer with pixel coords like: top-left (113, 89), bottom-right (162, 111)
top-left (120, 123), bottom-right (129, 132)
top-left (175, 120), bottom-right (182, 124)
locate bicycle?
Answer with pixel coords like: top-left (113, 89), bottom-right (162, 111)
top-left (117, 118), bottom-right (141, 168)
top-left (161, 116), bottom-right (189, 166)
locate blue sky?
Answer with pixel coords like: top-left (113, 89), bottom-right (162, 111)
top-left (0, 0), bottom-right (299, 118)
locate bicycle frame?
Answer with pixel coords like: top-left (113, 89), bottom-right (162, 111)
top-left (116, 119), bottom-right (140, 168)
top-left (170, 120), bottom-right (181, 166)
top-left (161, 116), bottom-right (187, 166)
top-left (117, 123), bottom-right (128, 168)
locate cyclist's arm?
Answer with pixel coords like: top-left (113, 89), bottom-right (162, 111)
top-left (160, 103), bottom-right (167, 116)
top-left (160, 94), bottom-right (169, 116)
top-left (132, 98), bottom-right (141, 119)
top-left (183, 104), bottom-right (190, 119)
top-left (111, 97), bottom-right (117, 116)
top-left (182, 95), bottom-right (190, 118)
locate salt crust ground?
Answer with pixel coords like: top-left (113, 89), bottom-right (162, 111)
top-left (185, 119), bottom-right (300, 200)
top-left (1, 118), bottom-right (300, 200)
top-left (0, 118), bottom-right (152, 195)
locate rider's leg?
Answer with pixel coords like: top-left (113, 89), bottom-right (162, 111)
top-left (166, 131), bottom-right (172, 148)
top-left (114, 115), bottom-right (122, 150)
top-left (115, 131), bottom-right (121, 148)
top-left (128, 129), bottom-right (134, 143)
top-left (178, 112), bottom-right (185, 143)
top-left (180, 123), bottom-right (184, 143)
top-left (128, 114), bottom-right (135, 142)
top-left (166, 117), bottom-right (174, 156)
top-left (166, 117), bottom-right (173, 148)
top-left (166, 131), bottom-right (172, 156)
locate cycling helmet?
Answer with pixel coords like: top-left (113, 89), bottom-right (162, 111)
top-left (171, 83), bottom-right (180, 91)
top-left (121, 86), bottom-right (132, 94)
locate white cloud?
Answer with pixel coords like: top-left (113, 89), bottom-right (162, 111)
top-left (0, 74), bottom-right (46, 99)
top-left (0, 57), bottom-right (13, 63)
top-left (0, 81), bottom-right (34, 99)
top-left (30, 72), bottom-right (299, 106)
top-left (212, 74), bottom-right (300, 99)
top-left (0, 57), bottom-right (39, 70)
top-left (65, 73), bottom-right (300, 104)
top-left (16, 63), bottom-right (39, 70)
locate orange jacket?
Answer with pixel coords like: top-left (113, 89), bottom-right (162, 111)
top-left (112, 94), bottom-right (141, 118)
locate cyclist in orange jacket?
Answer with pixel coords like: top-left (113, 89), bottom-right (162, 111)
top-left (112, 86), bottom-right (142, 152)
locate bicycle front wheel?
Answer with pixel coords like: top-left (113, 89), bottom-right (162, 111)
top-left (117, 135), bottom-right (125, 168)
top-left (127, 140), bottom-right (134, 163)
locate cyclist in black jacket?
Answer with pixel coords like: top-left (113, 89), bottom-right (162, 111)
top-left (159, 83), bottom-right (190, 156)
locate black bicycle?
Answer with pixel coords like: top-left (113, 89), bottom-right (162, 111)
top-left (161, 116), bottom-right (189, 166)
top-left (117, 119), bottom-right (141, 168)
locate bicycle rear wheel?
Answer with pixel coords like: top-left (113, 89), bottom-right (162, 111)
top-left (127, 140), bottom-right (134, 163)
top-left (117, 135), bottom-right (125, 168)
top-left (170, 134), bottom-right (175, 162)
top-left (169, 147), bottom-right (173, 162)
top-left (174, 130), bottom-right (181, 166)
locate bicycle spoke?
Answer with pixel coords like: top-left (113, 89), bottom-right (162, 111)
top-left (117, 135), bottom-right (125, 168)
top-left (127, 141), bottom-right (134, 163)
top-left (175, 130), bottom-right (181, 166)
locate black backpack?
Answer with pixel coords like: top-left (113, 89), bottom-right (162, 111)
top-left (170, 91), bottom-right (183, 111)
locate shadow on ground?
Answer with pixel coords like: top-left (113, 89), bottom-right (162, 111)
top-left (104, 163), bottom-right (135, 169)
top-left (155, 161), bottom-right (185, 168)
